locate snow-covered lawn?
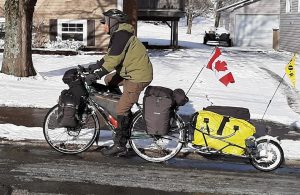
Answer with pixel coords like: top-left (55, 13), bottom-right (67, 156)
top-left (0, 17), bottom-right (300, 159)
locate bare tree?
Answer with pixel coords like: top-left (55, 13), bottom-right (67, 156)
top-left (214, 0), bottom-right (223, 27)
top-left (186, 0), bottom-right (214, 34)
top-left (214, 0), bottom-right (241, 27)
top-left (1, 0), bottom-right (37, 77)
top-left (32, 15), bottom-right (47, 48)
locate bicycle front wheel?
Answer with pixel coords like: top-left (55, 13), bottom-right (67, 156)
top-left (129, 111), bottom-right (183, 162)
top-left (43, 104), bottom-right (99, 154)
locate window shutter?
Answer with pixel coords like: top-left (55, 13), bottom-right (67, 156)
top-left (87, 19), bottom-right (95, 46)
top-left (49, 19), bottom-right (57, 41)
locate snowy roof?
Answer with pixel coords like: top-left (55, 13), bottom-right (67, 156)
top-left (217, 0), bottom-right (259, 12)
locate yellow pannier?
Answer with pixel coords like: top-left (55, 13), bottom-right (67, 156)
top-left (192, 110), bottom-right (256, 155)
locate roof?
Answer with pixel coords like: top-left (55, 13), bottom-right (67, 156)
top-left (217, 0), bottom-right (259, 12)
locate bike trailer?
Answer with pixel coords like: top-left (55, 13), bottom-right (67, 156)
top-left (192, 107), bottom-right (256, 155)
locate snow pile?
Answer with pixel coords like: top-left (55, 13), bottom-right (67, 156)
top-left (44, 37), bottom-right (84, 51)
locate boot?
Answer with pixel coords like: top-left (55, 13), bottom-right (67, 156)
top-left (101, 144), bottom-right (127, 157)
top-left (101, 115), bottom-right (130, 157)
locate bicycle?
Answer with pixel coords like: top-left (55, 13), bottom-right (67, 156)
top-left (43, 65), bottom-right (184, 157)
top-left (43, 66), bottom-right (284, 172)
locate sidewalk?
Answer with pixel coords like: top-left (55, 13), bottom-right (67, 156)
top-left (1, 106), bottom-right (300, 140)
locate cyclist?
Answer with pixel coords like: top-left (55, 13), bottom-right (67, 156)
top-left (86, 9), bottom-right (153, 156)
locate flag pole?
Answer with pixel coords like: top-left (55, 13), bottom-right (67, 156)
top-left (261, 73), bottom-right (286, 120)
top-left (186, 47), bottom-right (217, 96)
top-left (186, 65), bottom-right (206, 95)
top-left (262, 53), bottom-right (297, 119)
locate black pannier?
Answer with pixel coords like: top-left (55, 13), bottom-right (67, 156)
top-left (173, 88), bottom-right (189, 106)
top-left (57, 90), bottom-right (79, 128)
top-left (143, 86), bottom-right (175, 135)
top-left (57, 69), bottom-right (88, 128)
top-left (62, 68), bottom-right (78, 85)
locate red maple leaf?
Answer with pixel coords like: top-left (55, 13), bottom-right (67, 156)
top-left (215, 60), bottom-right (228, 72)
top-left (219, 72), bottom-right (235, 86)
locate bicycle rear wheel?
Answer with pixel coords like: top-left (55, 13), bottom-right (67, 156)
top-left (43, 104), bottom-right (99, 154)
top-left (129, 111), bottom-right (183, 162)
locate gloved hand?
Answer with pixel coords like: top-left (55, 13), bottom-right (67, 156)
top-left (88, 59), bottom-right (104, 73)
top-left (85, 73), bottom-right (99, 85)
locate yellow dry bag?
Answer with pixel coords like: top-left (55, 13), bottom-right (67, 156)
top-left (192, 110), bottom-right (256, 155)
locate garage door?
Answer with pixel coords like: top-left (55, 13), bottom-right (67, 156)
top-left (235, 14), bottom-right (279, 48)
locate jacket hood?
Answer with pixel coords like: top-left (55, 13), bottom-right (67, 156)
top-left (116, 23), bottom-right (135, 34)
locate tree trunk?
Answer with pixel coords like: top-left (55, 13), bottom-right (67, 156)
top-left (186, 0), bottom-right (193, 34)
top-left (1, 0), bottom-right (37, 77)
top-left (123, 0), bottom-right (138, 36)
top-left (214, 0), bottom-right (223, 28)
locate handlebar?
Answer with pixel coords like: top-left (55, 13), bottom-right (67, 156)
top-left (77, 65), bottom-right (89, 77)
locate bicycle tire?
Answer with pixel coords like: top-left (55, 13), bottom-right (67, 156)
top-left (43, 104), bottom-right (99, 154)
top-left (250, 139), bottom-right (284, 172)
top-left (129, 111), bottom-right (183, 162)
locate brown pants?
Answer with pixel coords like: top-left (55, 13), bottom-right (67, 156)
top-left (104, 73), bottom-right (150, 116)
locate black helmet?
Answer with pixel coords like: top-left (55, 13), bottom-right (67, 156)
top-left (103, 9), bottom-right (128, 23)
top-left (101, 9), bottom-right (128, 34)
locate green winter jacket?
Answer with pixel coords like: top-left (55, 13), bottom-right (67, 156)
top-left (100, 23), bottom-right (153, 83)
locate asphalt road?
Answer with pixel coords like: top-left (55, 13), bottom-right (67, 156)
top-left (0, 144), bottom-right (300, 195)
top-left (1, 107), bottom-right (300, 194)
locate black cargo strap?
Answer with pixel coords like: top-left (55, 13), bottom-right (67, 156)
top-left (217, 116), bottom-right (230, 135)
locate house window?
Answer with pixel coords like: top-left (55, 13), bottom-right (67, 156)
top-left (286, 0), bottom-right (291, 13)
top-left (57, 19), bottom-right (87, 45)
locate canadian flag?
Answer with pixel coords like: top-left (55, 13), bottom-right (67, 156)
top-left (206, 47), bottom-right (235, 86)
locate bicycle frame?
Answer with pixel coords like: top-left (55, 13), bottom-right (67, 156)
top-left (86, 91), bottom-right (143, 133)
top-left (78, 67), bottom-right (146, 144)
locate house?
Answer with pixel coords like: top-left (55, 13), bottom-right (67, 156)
top-left (217, 0), bottom-right (280, 48)
top-left (0, 0), bottom-right (185, 50)
top-left (0, 0), bottom-right (123, 50)
top-left (280, 0), bottom-right (300, 53)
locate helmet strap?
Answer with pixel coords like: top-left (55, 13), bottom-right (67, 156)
top-left (108, 18), bottom-right (119, 35)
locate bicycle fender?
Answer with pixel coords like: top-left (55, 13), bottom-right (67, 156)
top-left (256, 135), bottom-right (281, 145)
